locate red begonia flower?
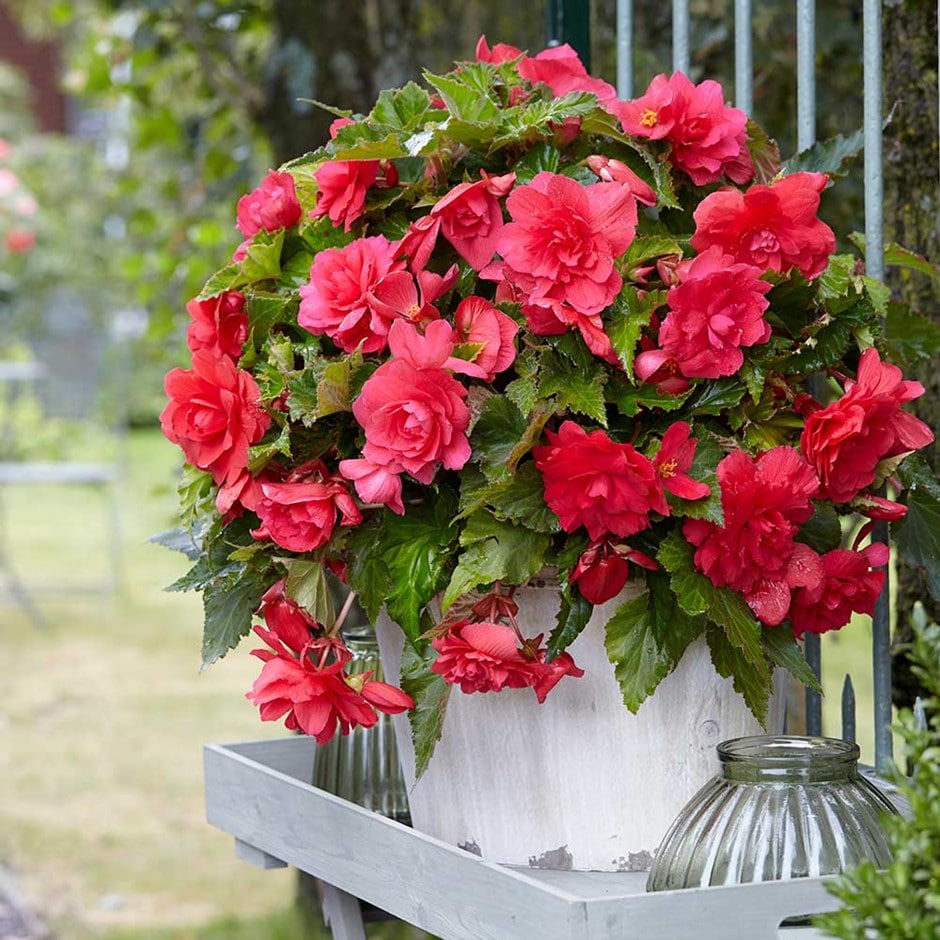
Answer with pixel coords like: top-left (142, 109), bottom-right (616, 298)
top-left (236, 170), bottom-right (302, 237)
top-left (533, 421), bottom-right (668, 540)
top-left (690, 172), bottom-right (836, 280)
top-left (800, 347), bottom-right (934, 503)
top-left (654, 421), bottom-right (711, 500)
top-left (185, 290), bottom-right (248, 360)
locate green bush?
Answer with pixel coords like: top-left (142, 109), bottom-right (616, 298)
top-left (816, 605), bottom-right (940, 939)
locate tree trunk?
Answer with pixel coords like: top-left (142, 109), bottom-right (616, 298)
top-left (882, 0), bottom-right (940, 709)
top-left (255, 0), bottom-right (379, 162)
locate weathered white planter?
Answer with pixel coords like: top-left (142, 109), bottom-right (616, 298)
top-left (376, 581), bottom-right (785, 873)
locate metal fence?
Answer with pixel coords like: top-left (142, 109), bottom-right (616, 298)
top-left (547, 0), bottom-right (895, 772)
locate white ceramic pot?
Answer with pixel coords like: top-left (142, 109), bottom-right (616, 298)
top-left (376, 581), bottom-right (784, 872)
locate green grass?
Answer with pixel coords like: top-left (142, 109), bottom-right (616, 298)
top-left (0, 427), bottom-right (885, 938)
top-left (1, 429), bottom-right (297, 937)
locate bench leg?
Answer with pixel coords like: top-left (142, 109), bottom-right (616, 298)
top-left (320, 882), bottom-right (367, 940)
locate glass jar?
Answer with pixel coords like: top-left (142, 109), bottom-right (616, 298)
top-left (312, 627), bottom-right (411, 824)
top-left (646, 735), bottom-right (897, 892)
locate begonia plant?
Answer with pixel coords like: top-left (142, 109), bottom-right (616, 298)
top-left (159, 39), bottom-right (940, 772)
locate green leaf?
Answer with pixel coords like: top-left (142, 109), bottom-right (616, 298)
top-left (199, 264), bottom-right (247, 299)
top-left (746, 118), bottom-right (782, 184)
top-left (286, 369), bottom-right (320, 427)
top-left (400, 642), bottom-right (452, 779)
top-left (240, 229), bottom-right (285, 282)
top-left (547, 584), bottom-right (593, 659)
top-left (782, 128), bottom-right (864, 179)
top-left (424, 71), bottom-right (500, 124)
top-left (539, 343), bottom-right (608, 426)
top-left (510, 141), bottom-right (561, 183)
top-left (671, 566), bottom-right (765, 670)
top-left (647, 570), bottom-right (705, 663)
top-left (604, 592), bottom-right (673, 713)
top-left (382, 493), bottom-right (460, 642)
top-left (796, 503), bottom-right (843, 554)
top-left (201, 569), bottom-right (266, 670)
top-left (346, 521), bottom-right (393, 624)
top-left (624, 237), bottom-right (683, 270)
top-left (443, 511), bottom-right (550, 609)
top-left (657, 528), bottom-right (696, 575)
top-left (885, 302), bottom-right (940, 364)
top-left (706, 623), bottom-right (773, 725)
top-left (606, 378), bottom-right (690, 417)
top-left (468, 461), bottom-right (560, 534)
top-left (281, 559), bottom-right (334, 626)
top-left (149, 527), bottom-right (201, 561)
top-left (895, 486), bottom-right (940, 602)
top-left (316, 351), bottom-right (363, 417)
top-left (469, 395), bottom-right (530, 481)
top-left (762, 627), bottom-right (822, 693)
top-left (369, 82), bottom-right (433, 132)
top-left (332, 132), bottom-right (408, 160)
top-left (849, 233), bottom-right (940, 280)
top-left (606, 286), bottom-right (656, 381)
top-left (246, 293), bottom-right (296, 340)
top-left (494, 92), bottom-right (598, 147)
top-left (815, 254), bottom-right (856, 300)
top-left (687, 378), bottom-right (748, 416)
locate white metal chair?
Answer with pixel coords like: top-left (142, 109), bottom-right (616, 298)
top-left (0, 354), bottom-right (123, 627)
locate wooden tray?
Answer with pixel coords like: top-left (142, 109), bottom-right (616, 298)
top-left (204, 738), bottom-right (839, 940)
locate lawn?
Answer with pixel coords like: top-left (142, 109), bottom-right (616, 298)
top-left (0, 427), bottom-right (886, 938)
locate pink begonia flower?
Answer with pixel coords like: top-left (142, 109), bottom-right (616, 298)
top-left (691, 172), bottom-right (836, 280)
top-left (497, 172), bottom-right (637, 358)
top-left (518, 43), bottom-right (618, 106)
top-left (658, 246), bottom-right (772, 379)
top-left (337, 458), bottom-right (406, 515)
top-left (430, 620), bottom-right (583, 702)
top-left (527, 647), bottom-right (584, 704)
top-left (310, 117), bottom-right (382, 232)
top-left (453, 296), bottom-right (519, 381)
top-left (654, 422), bottom-right (711, 500)
top-left (800, 347), bottom-right (934, 503)
top-left (247, 634), bottom-right (413, 744)
top-left (185, 290), bottom-right (248, 360)
top-left (312, 159), bottom-right (380, 232)
top-left (298, 234), bottom-right (405, 353)
top-left (339, 321), bottom-right (474, 513)
top-left (371, 264), bottom-right (459, 328)
top-left (570, 539), bottom-right (658, 605)
top-left (788, 542), bottom-right (889, 639)
top-left (614, 72), bottom-right (754, 186)
top-left (251, 460), bottom-right (363, 553)
top-left (634, 347), bottom-right (691, 395)
top-left (394, 215), bottom-right (441, 273)
top-left (533, 421), bottom-right (668, 540)
top-left (236, 170), bottom-right (302, 237)
top-left (431, 621), bottom-right (536, 694)
top-left (5, 230), bottom-right (35, 254)
top-left (255, 579), bottom-right (320, 654)
top-left (14, 194), bottom-right (38, 216)
top-left (684, 447), bottom-right (823, 626)
top-left (431, 172), bottom-right (516, 271)
top-left (475, 36), bottom-right (524, 64)
top-left (160, 350), bottom-right (270, 491)
top-left (585, 155), bottom-right (657, 206)
top-left (0, 168), bottom-right (19, 196)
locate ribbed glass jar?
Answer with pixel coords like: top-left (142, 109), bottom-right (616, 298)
top-left (647, 735), bottom-right (897, 891)
top-left (312, 628), bottom-right (411, 823)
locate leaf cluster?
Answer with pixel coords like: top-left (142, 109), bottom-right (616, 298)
top-left (815, 607), bottom-right (940, 940)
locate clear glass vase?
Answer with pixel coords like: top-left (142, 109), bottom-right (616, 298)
top-left (646, 735), bottom-right (897, 892)
top-left (312, 627), bottom-right (411, 824)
